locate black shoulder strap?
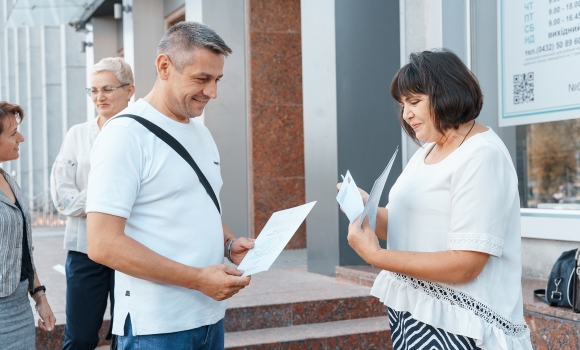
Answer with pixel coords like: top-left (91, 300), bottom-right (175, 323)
top-left (115, 114), bottom-right (221, 214)
top-left (533, 289), bottom-right (552, 306)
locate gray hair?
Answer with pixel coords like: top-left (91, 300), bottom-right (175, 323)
top-left (157, 21), bottom-right (232, 72)
top-left (92, 57), bottom-right (134, 85)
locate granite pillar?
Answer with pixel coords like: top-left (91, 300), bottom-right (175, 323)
top-left (248, 0), bottom-right (305, 248)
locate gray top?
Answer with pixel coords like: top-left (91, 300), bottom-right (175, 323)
top-left (0, 171), bottom-right (35, 297)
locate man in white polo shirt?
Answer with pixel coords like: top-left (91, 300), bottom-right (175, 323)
top-left (86, 22), bottom-right (254, 349)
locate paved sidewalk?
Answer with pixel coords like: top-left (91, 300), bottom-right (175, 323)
top-left (33, 228), bottom-right (383, 349)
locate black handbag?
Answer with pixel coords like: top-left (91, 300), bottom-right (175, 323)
top-left (534, 248), bottom-right (579, 311)
top-left (115, 114), bottom-right (221, 214)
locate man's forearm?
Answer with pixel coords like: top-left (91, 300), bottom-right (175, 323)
top-left (87, 213), bottom-right (202, 290)
top-left (222, 221), bottom-right (235, 242)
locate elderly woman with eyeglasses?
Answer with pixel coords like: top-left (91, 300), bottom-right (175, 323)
top-left (50, 57), bottom-right (134, 350)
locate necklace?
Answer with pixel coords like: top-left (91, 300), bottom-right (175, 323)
top-left (425, 120), bottom-right (476, 159)
top-left (458, 120), bottom-right (476, 147)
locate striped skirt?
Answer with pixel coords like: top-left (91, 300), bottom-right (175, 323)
top-left (0, 279), bottom-right (35, 349)
top-left (388, 307), bottom-right (482, 350)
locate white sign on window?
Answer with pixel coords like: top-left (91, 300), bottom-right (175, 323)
top-left (498, 0), bottom-right (580, 127)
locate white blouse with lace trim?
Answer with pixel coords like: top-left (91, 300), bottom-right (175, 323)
top-left (371, 128), bottom-right (532, 350)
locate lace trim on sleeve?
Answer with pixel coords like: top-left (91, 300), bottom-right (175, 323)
top-left (390, 272), bottom-right (529, 338)
top-left (447, 233), bottom-right (504, 257)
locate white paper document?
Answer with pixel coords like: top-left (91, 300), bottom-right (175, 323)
top-left (237, 201), bottom-right (316, 276)
top-left (336, 170), bottom-right (365, 223)
top-left (359, 147), bottom-right (398, 231)
top-left (336, 147), bottom-right (398, 231)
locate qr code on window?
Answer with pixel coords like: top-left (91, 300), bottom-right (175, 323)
top-left (513, 72), bottom-right (534, 104)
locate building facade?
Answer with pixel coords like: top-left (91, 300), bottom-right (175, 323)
top-left (1, 0), bottom-right (579, 279)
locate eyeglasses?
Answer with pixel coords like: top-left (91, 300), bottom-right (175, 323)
top-left (85, 84), bottom-right (129, 97)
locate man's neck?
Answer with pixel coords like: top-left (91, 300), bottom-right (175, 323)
top-left (143, 85), bottom-right (190, 124)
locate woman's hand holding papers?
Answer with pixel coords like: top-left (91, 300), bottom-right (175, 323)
top-left (337, 183), bottom-right (388, 240)
top-left (347, 216), bottom-right (382, 266)
top-left (336, 183), bottom-right (370, 205)
top-left (336, 183), bottom-right (370, 210)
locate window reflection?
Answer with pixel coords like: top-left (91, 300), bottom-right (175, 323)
top-left (517, 119), bottom-right (580, 210)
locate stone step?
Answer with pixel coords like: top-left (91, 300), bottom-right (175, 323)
top-left (335, 265), bottom-right (382, 287)
top-left (224, 295), bottom-right (387, 333)
top-left (224, 316), bottom-right (392, 350)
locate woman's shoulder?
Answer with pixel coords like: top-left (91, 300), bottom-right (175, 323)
top-left (460, 128), bottom-right (517, 175)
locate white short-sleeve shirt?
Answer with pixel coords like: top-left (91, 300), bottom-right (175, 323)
top-left (371, 128), bottom-right (532, 350)
top-left (86, 99), bottom-right (226, 336)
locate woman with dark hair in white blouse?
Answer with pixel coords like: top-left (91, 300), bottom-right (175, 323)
top-left (0, 101), bottom-right (56, 349)
top-left (344, 50), bottom-right (532, 350)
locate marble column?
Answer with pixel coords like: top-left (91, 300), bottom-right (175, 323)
top-left (248, 0), bottom-right (306, 248)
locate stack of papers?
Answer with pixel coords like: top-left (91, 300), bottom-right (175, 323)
top-left (336, 147), bottom-right (398, 231)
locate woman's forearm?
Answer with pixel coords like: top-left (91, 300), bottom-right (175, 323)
top-left (367, 249), bottom-right (490, 284)
top-left (375, 208), bottom-right (388, 241)
top-left (33, 270), bottom-right (40, 288)
top-left (31, 271), bottom-right (45, 302)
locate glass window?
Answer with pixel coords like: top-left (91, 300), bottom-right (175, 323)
top-left (516, 119), bottom-right (580, 210)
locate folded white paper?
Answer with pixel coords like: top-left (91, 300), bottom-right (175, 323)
top-left (359, 147), bottom-right (398, 231)
top-left (237, 201), bottom-right (316, 276)
top-left (336, 147), bottom-right (398, 231)
top-left (336, 170), bottom-right (364, 222)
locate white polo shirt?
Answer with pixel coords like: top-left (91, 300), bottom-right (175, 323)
top-left (86, 99), bottom-right (226, 336)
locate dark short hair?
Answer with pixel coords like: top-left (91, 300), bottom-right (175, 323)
top-left (0, 101), bottom-right (24, 135)
top-left (391, 50), bottom-right (483, 144)
top-left (157, 21), bottom-right (232, 72)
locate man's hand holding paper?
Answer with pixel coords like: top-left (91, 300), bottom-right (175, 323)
top-left (237, 202), bottom-right (316, 276)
